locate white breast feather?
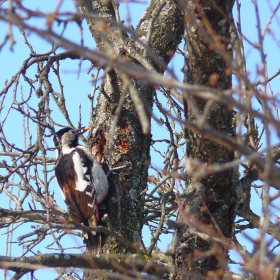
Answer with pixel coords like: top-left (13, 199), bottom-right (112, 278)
top-left (78, 146), bottom-right (109, 204)
top-left (92, 160), bottom-right (109, 204)
top-left (62, 146), bottom-right (75, 155)
top-left (72, 152), bottom-right (88, 191)
top-left (79, 146), bottom-right (108, 205)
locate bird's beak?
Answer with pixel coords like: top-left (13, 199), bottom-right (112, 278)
top-left (76, 126), bottom-right (89, 136)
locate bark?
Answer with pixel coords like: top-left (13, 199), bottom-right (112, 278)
top-left (171, 0), bottom-right (236, 279)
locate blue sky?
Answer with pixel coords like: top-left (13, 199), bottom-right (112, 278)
top-left (1, 0), bottom-right (280, 279)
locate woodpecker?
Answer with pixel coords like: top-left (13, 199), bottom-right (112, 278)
top-left (53, 126), bottom-right (108, 254)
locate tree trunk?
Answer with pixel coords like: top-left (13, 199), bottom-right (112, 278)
top-left (76, 0), bottom-right (183, 278)
top-left (171, 1), bottom-right (236, 279)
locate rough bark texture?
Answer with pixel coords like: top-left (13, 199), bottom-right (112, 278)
top-left (171, 0), bottom-right (236, 279)
top-left (76, 1), bottom-right (183, 278)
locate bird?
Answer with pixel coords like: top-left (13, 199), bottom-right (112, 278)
top-left (53, 126), bottom-right (108, 254)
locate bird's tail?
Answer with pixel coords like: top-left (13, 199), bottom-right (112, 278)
top-left (83, 231), bottom-right (101, 254)
top-left (83, 215), bottom-right (101, 254)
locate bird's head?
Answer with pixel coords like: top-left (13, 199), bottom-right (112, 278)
top-left (53, 126), bottom-right (89, 149)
